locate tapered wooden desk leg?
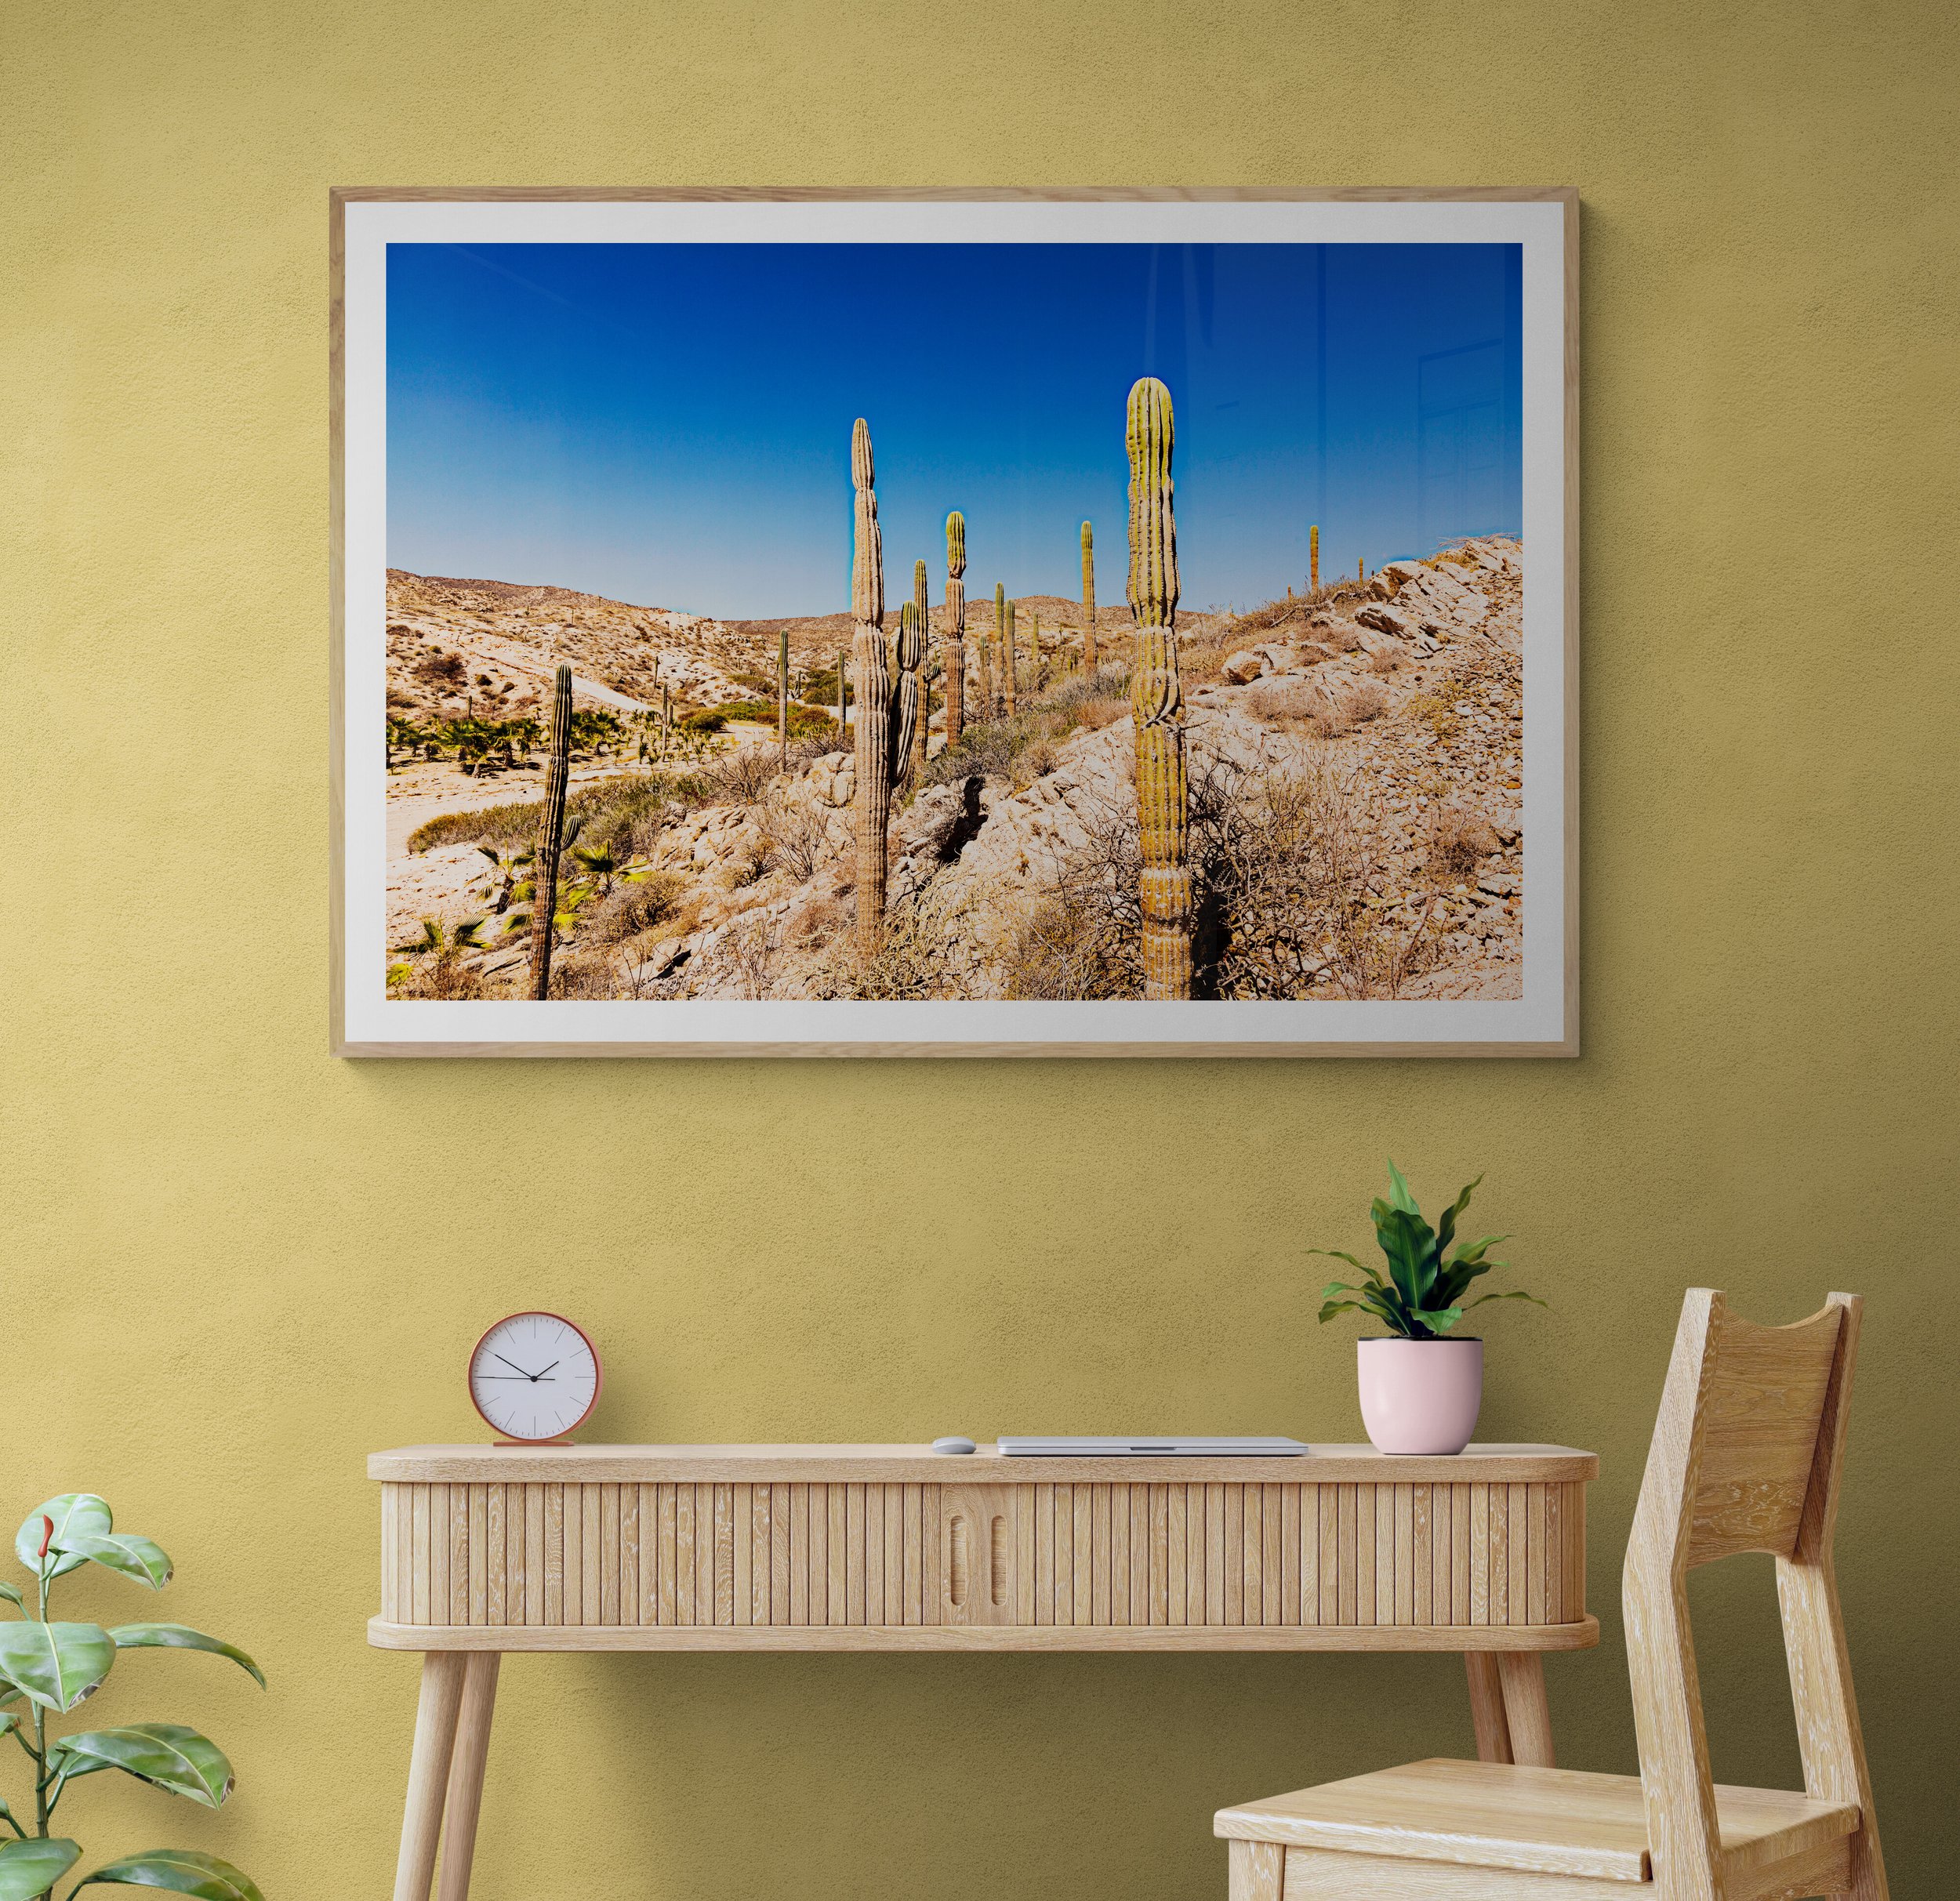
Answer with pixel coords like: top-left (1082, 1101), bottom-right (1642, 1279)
top-left (394, 1652), bottom-right (466, 1901)
top-left (1496, 1651), bottom-right (1555, 1767)
top-left (1464, 1652), bottom-right (1513, 1763)
top-left (1229, 1840), bottom-right (1284, 1901)
top-left (435, 1654), bottom-right (500, 1901)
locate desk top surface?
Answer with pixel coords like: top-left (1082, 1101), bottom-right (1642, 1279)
top-left (371, 1442), bottom-right (1598, 1485)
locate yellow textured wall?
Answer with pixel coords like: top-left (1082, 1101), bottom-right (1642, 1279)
top-left (5, 2), bottom-right (1957, 1896)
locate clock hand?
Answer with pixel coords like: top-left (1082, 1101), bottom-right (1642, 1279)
top-left (529, 1360), bottom-right (561, 1381)
top-left (492, 1352), bottom-right (537, 1379)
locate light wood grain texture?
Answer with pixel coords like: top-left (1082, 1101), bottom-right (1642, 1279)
top-left (1497, 1652), bottom-right (1555, 1769)
top-left (391, 1652), bottom-right (465, 1901)
top-left (372, 1617), bottom-right (1600, 1654)
top-left (434, 1652), bottom-right (498, 1901)
top-left (1278, 1846), bottom-right (1626, 1899)
top-left (1463, 1654), bottom-right (1512, 1765)
top-left (1216, 1288), bottom-right (1885, 1901)
top-left (1774, 1297), bottom-right (1886, 1900)
top-left (1229, 1838), bottom-right (1284, 1901)
top-left (1215, 1759), bottom-right (1856, 1885)
top-left (371, 1445), bottom-right (1597, 1484)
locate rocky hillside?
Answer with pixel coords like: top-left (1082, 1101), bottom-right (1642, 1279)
top-left (389, 538), bottom-right (1526, 1004)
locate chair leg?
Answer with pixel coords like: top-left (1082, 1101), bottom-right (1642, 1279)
top-left (1497, 1651), bottom-right (1556, 1768)
top-left (1464, 1652), bottom-right (1513, 1763)
top-left (1229, 1839), bottom-right (1283, 1901)
top-left (436, 1653), bottom-right (501, 1901)
top-left (394, 1652), bottom-right (467, 1901)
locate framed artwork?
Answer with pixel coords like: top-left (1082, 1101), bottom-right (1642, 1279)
top-left (331, 189), bottom-right (1577, 1058)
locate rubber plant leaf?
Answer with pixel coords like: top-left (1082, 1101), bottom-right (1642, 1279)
top-left (108, 1627), bottom-right (265, 1689)
top-left (49, 1725), bottom-right (234, 1808)
top-left (59, 1533), bottom-right (173, 1590)
top-left (73, 1849), bottom-right (264, 1901)
top-left (0, 1838), bottom-right (80, 1901)
top-left (0, 1622), bottom-right (114, 1713)
top-left (16, 1496), bottom-right (111, 1580)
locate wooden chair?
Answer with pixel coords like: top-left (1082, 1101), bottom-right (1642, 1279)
top-left (1215, 1290), bottom-right (1888, 1901)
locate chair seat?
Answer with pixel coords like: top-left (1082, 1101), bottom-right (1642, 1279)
top-left (1214, 1758), bottom-right (1859, 1885)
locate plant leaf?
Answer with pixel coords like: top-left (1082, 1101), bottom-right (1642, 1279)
top-left (1433, 1174), bottom-right (1483, 1257)
top-left (0, 1585), bottom-right (21, 1613)
top-left (72, 1849), bottom-right (263, 1901)
top-left (59, 1534), bottom-right (172, 1590)
top-left (17, 1496), bottom-right (111, 1580)
top-left (1385, 1157), bottom-right (1419, 1215)
top-left (0, 1838), bottom-right (78, 1900)
top-left (0, 1623), bottom-right (114, 1713)
top-left (49, 1725), bottom-right (234, 1808)
top-left (107, 1627), bottom-right (264, 1689)
top-left (1371, 1205), bottom-right (1434, 1311)
top-left (1467, 1289), bottom-right (1548, 1311)
top-left (1417, 1304), bottom-right (1465, 1333)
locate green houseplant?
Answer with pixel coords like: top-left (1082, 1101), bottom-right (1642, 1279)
top-left (1312, 1162), bottom-right (1542, 1454)
top-left (0, 1495), bottom-right (264, 1901)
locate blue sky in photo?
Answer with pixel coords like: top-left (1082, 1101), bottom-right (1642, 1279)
top-left (387, 241), bottom-right (1522, 619)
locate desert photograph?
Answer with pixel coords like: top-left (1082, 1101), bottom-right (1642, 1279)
top-left (376, 239), bottom-right (1526, 1005)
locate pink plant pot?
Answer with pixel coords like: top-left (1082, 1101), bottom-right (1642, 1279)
top-left (1356, 1337), bottom-right (1484, 1455)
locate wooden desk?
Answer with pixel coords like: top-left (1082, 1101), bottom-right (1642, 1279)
top-left (371, 1443), bottom-right (1598, 1901)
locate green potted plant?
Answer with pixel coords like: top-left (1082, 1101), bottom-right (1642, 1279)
top-left (1312, 1162), bottom-right (1543, 1455)
top-left (0, 1493), bottom-right (265, 1900)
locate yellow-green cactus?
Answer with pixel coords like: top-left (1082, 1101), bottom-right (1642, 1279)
top-left (1126, 376), bottom-right (1190, 999)
top-left (1002, 596), bottom-right (1017, 717)
top-left (1080, 520), bottom-right (1097, 673)
top-left (981, 582), bottom-right (1000, 719)
top-left (1310, 522), bottom-right (1320, 592)
top-left (850, 417), bottom-right (891, 955)
top-left (527, 661), bottom-right (574, 999)
top-left (891, 598), bottom-right (924, 794)
top-left (943, 511), bottom-right (967, 747)
top-left (909, 558), bottom-right (930, 783)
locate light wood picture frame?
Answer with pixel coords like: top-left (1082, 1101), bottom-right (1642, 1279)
top-left (332, 188), bottom-right (1577, 1058)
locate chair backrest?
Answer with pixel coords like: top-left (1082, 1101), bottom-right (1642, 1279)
top-left (1621, 1290), bottom-right (1887, 1901)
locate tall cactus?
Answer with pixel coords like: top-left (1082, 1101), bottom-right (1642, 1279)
top-left (1080, 521), bottom-right (1097, 673)
top-left (1310, 522), bottom-right (1320, 592)
top-left (1002, 596), bottom-right (1017, 717)
top-left (836, 647), bottom-right (848, 734)
top-left (1358, 556), bottom-right (1365, 581)
top-left (891, 600), bottom-right (924, 797)
top-left (982, 582), bottom-right (1000, 718)
top-left (850, 418), bottom-right (891, 956)
top-left (909, 557), bottom-right (931, 784)
top-left (1126, 377), bottom-right (1190, 999)
top-left (777, 626), bottom-right (789, 771)
top-left (942, 511), bottom-right (967, 747)
top-left (527, 661), bottom-right (573, 999)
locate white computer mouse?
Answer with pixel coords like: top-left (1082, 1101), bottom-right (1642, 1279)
top-left (931, 1435), bottom-right (977, 1455)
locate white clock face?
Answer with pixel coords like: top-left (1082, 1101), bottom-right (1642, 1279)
top-left (469, 1313), bottom-right (599, 1442)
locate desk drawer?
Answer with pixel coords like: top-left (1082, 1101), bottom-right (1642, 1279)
top-left (379, 1478), bottom-right (1585, 1633)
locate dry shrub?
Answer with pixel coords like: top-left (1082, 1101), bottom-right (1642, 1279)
top-left (696, 910), bottom-right (778, 999)
top-left (1004, 756), bottom-right (1441, 1001)
top-left (1249, 677), bottom-right (1329, 725)
top-left (580, 869), bottom-right (689, 946)
top-left (1309, 702), bottom-right (1354, 741)
top-left (1319, 620), bottom-right (1363, 654)
top-left (757, 792), bottom-right (833, 883)
top-left (785, 894), bottom-right (848, 951)
top-left (1012, 738), bottom-right (1060, 791)
top-left (1345, 681), bottom-right (1388, 723)
top-left (700, 746), bottom-right (780, 807)
top-left (808, 890), bottom-right (964, 999)
top-left (1366, 644), bottom-right (1403, 675)
top-left (1428, 806), bottom-right (1501, 877)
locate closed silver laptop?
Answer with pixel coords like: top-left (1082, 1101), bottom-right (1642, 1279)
top-left (996, 1435), bottom-right (1309, 1457)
